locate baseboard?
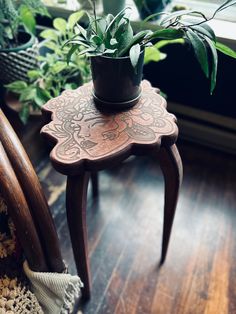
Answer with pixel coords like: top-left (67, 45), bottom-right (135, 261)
top-left (168, 102), bottom-right (236, 155)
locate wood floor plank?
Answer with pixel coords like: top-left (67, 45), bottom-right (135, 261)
top-left (36, 142), bottom-right (236, 314)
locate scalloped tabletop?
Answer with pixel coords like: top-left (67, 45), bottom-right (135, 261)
top-left (41, 80), bottom-right (178, 175)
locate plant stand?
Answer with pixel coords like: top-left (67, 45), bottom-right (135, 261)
top-left (41, 80), bottom-right (183, 300)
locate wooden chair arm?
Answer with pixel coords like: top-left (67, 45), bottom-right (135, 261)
top-left (0, 109), bottom-right (64, 272)
top-left (0, 141), bottom-right (48, 272)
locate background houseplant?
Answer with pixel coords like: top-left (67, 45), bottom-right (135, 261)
top-left (0, 0), bottom-right (49, 84)
top-left (134, 0), bottom-right (172, 20)
top-left (65, 0), bottom-right (236, 109)
top-left (5, 11), bottom-right (91, 124)
top-left (102, 0), bottom-right (126, 16)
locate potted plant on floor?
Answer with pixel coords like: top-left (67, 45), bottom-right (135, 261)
top-left (5, 11), bottom-right (91, 124)
top-left (64, 0), bottom-right (236, 111)
top-left (134, 0), bottom-right (172, 20)
top-left (0, 0), bottom-right (49, 84)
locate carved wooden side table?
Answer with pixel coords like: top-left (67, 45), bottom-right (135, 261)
top-left (41, 80), bottom-right (183, 300)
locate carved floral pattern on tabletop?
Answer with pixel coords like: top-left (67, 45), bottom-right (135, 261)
top-left (41, 80), bottom-right (178, 164)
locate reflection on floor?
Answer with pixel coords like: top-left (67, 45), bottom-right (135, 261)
top-left (37, 141), bottom-right (236, 314)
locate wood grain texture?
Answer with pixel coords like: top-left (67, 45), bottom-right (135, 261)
top-left (41, 81), bottom-right (182, 299)
top-left (36, 141), bottom-right (236, 314)
top-left (0, 142), bottom-right (48, 272)
top-left (0, 109), bottom-right (65, 273)
top-left (66, 172), bottom-right (91, 300)
top-left (158, 144), bottom-right (183, 263)
top-left (41, 80), bottom-right (178, 175)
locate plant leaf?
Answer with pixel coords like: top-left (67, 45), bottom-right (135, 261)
top-left (65, 39), bottom-right (91, 48)
top-left (75, 23), bottom-right (87, 38)
top-left (116, 20), bottom-right (134, 55)
top-left (190, 24), bottom-right (216, 42)
top-left (20, 5), bottom-right (36, 34)
top-left (43, 41), bottom-right (59, 52)
top-left (91, 35), bottom-right (103, 45)
top-left (65, 83), bottom-right (77, 90)
top-left (155, 38), bottom-right (184, 49)
top-left (215, 42), bottom-right (236, 59)
top-left (110, 38), bottom-right (118, 46)
top-left (104, 48), bottom-right (117, 55)
top-left (186, 29), bottom-right (209, 78)
top-left (96, 17), bottom-right (107, 38)
top-left (35, 86), bottom-right (50, 107)
top-left (68, 10), bottom-right (84, 30)
top-left (27, 70), bottom-right (40, 80)
top-left (5, 81), bottom-right (28, 93)
top-left (19, 87), bottom-right (36, 102)
top-left (205, 37), bottom-right (218, 94)
top-left (148, 28), bottom-right (184, 41)
top-left (51, 62), bottom-right (67, 74)
top-left (53, 18), bottom-right (67, 34)
top-left (106, 7), bottom-right (131, 35)
top-left (77, 47), bottom-right (97, 56)
top-left (129, 43), bottom-right (141, 69)
top-left (20, 104), bottom-right (30, 125)
top-left (144, 46), bottom-right (166, 64)
top-left (67, 45), bottom-right (79, 63)
top-left (40, 29), bottom-right (58, 42)
top-left (118, 30), bottom-right (152, 57)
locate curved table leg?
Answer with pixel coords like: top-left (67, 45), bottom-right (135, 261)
top-left (66, 172), bottom-right (91, 300)
top-left (91, 172), bottom-right (99, 199)
top-left (158, 144), bottom-right (183, 264)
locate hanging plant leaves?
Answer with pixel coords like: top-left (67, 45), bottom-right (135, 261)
top-left (215, 42), bottom-right (236, 59)
top-left (186, 29), bottom-right (209, 78)
top-left (204, 36), bottom-right (218, 94)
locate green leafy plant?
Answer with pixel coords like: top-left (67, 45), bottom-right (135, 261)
top-left (5, 11), bottom-right (91, 124)
top-left (134, 0), bottom-right (171, 14)
top-left (0, 0), bottom-right (49, 49)
top-left (65, 0), bottom-right (236, 94)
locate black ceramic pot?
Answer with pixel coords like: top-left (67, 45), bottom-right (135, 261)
top-left (90, 50), bottom-right (144, 110)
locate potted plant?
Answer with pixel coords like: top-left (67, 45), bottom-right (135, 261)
top-left (134, 0), bottom-right (172, 20)
top-left (5, 11), bottom-right (91, 124)
top-left (0, 0), bottom-right (49, 84)
top-left (102, 0), bottom-right (126, 16)
top-left (64, 0), bottom-right (236, 111)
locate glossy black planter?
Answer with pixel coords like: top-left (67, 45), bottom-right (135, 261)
top-left (90, 50), bottom-right (144, 110)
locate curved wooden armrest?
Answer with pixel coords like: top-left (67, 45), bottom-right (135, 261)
top-left (0, 109), bottom-right (64, 272)
top-left (0, 141), bottom-right (48, 272)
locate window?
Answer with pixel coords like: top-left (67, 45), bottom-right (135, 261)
top-left (172, 0), bottom-right (236, 22)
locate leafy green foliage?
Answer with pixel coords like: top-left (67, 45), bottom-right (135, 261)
top-left (185, 28), bottom-right (209, 78)
top-left (215, 42), bottom-right (236, 59)
top-left (144, 46), bottom-right (167, 64)
top-left (0, 0), bottom-right (49, 49)
top-left (144, 38), bottom-right (184, 65)
top-left (5, 11), bottom-right (91, 124)
top-left (64, 1), bottom-right (236, 93)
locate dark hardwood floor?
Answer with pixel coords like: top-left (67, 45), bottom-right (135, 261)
top-left (37, 141), bottom-right (236, 314)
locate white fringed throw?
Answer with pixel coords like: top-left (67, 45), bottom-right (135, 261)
top-left (24, 261), bottom-right (83, 314)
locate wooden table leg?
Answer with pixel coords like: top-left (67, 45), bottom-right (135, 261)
top-left (158, 144), bottom-right (183, 264)
top-left (91, 172), bottom-right (99, 198)
top-left (66, 172), bottom-right (91, 300)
